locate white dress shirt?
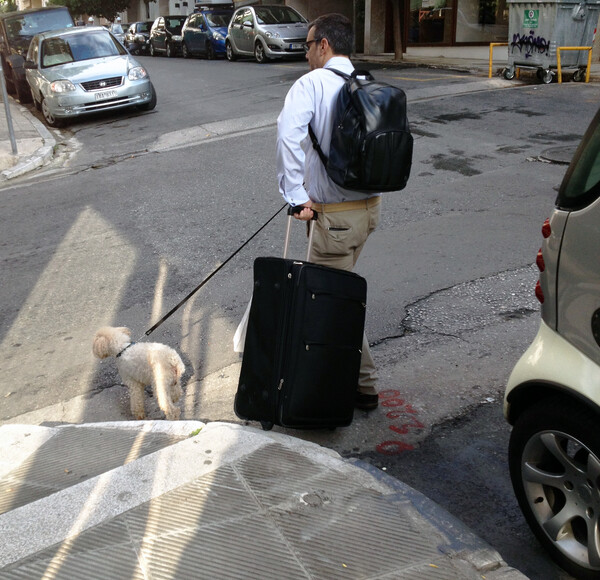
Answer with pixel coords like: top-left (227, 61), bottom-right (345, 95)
top-left (276, 56), bottom-right (378, 206)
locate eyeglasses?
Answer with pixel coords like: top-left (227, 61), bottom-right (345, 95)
top-left (303, 38), bottom-right (320, 53)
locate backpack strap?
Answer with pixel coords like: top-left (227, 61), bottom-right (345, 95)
top-left (308, 124), bottom-right (328, 165)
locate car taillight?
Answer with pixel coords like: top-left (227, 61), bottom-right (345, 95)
top-left (536, 248), bottom-right (545, 272)
top-left (535, 279), bottom-right (544, 303)
top-left (541, 218), bottom-right (551, 238)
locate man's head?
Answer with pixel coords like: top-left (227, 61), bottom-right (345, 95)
top-left (304, 13), bottom-right (353, 70)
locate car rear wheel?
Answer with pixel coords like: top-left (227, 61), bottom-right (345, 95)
top-left (254, 41), bottom-right (267, 64)
top-left (509, 397), bottom-right (600, 579)
top-left (226, 40), bottom-right (236, 61)
top-left (149, 42), bottom-right (156, 57)
top-left (41, 97), bottom-right (64, 128)
top-left (182, 42), bottom-right (190, 59)
top-left (166, 42), bottom-right (175, 58)
top-left (206, 41), bottom-right (216, 60)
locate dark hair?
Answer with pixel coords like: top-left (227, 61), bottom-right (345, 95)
top-left (309, 13), bottom-right (353, 57)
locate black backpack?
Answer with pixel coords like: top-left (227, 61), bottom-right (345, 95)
top-left (308, 68), bottom-right (413, 193)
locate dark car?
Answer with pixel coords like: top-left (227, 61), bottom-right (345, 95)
top-left (504, 106), bottom-right (600, 579)
top-left (124, 21), bottom-right (154, 55)
top-left (149, 15), bottom-right (186, 58)
top-left (181, 7), bottom-right (233, 60)
top-left (0, 6), bottom-right (74, 103)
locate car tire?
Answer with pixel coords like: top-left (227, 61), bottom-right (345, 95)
top-left (254, 41), bottom-right (267, 64)
top-left (182, 42), bottom-right (190, 59)
top-left (137, 84), bottom-right (157, 111)
top-left (509, 397), bottom-right (600, 579)
top-left (150, 42), bottom-right (156, 57)
top-left (206, 41), bottom-right (215, 60)
top-left (41, 97), bottom-right (64, 128)
top-left (226, 40), bottom-right (236, 61)
top-left (166, 42), bottom-right (174, 58)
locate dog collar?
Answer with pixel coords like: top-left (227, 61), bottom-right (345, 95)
top-left (116, 342), bottom-right (135, 358)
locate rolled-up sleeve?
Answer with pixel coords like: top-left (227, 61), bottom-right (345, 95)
top-left (276, 77), bottom-right (315, 206)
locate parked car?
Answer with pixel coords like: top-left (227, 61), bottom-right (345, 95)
top-left (181, 7), bottom-right (233, 59)
top-left (124, 21), bottom-right (153, 55)
top-left (0, 6), bottom-right (74, 103)
top-left (24, 26), bottom-right (156, 128)
top-left (226, 4), bottom-right (307, 63)
top-left (504, 106), bottom-right (600, 579)
top-left (109, 20), bottom-right (126, 45)
top-left (149, 15), bottom-right (186, 57)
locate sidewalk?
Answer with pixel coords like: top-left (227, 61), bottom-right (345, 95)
top-left (0, 420), bottom-right (528, 579)
top-left (0, 95), bottom-right (56, 181)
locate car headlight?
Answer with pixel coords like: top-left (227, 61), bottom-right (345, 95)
top-left (128, 66), bottom-right (148, 80)
top-left (264, 30), bottom-right (281, 38)
top-left (212, 31), bottom-right (224, 41)
top-left (171, 35), bottom-right (182, 42)
top-left (50, 80), bottom-right (76, 93)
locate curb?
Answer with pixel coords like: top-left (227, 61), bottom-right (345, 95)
top-left (0, 113), bottom-right (56, 181)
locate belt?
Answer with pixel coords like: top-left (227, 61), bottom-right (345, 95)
top-left (311, 196), bottom-right (381, 214)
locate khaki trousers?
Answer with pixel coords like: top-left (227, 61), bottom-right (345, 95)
top-left (310, 197), bottom-right (381, 395)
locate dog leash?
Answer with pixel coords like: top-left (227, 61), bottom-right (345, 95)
top-left (142, 203), bottom-right (288, 339)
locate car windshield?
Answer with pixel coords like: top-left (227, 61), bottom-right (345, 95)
top-left (5, 11), bottom-right (73, 42)
top-left (557, 109), bottom-right (600, 210)
top-left (205, 12), bottom-right (232, 27)
top-left (137, 22), bottom-right (150, 33)
top-left (165, 17), bottom-right (185, 33)
top-left (254, 7), bottom-right (305, 25)
top-left (41, 30), bottom-right (125, 67)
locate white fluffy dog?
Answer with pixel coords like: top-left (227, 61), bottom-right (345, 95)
top-left (92, 326), bottom-right (185, 421)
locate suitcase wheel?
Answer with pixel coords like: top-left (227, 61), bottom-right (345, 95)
top-left (260, 421), bottom-right (274, 431)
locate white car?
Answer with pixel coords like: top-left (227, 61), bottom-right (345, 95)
top-left (504, 106), bottom-right (600, 579)
top-left (24, 26), bottom-right (156, 127)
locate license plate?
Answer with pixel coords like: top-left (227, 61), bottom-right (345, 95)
top-left (289, 43), bottom-right (302, 50)
top-left (95, 89), bottom-right (118, 101)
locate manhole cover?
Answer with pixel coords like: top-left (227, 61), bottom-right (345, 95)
top-left (539, 145), bottom-right (578, 165)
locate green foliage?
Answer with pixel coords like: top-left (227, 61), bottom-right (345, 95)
top-left (0, 0), bottom-right (18, 14)
top-left (48, 0), bottom-right (131, 22)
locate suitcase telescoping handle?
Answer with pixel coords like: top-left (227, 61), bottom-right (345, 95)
top-left (284, 205), bottom-right (319, 261)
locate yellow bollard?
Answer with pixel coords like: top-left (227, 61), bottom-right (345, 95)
top-left (489, 42), bottom-right (508, 78)
top-left (556, 46), bottom-right (592, 83)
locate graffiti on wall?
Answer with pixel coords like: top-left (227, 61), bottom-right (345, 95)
top-left (511, 30), bottom-right (551, 57)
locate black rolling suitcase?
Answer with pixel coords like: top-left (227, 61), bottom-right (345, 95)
top-left (235, 206), bottom-right (367, 430)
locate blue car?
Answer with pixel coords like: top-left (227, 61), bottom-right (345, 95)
top-left (181, 8), bottom-right (233, 59)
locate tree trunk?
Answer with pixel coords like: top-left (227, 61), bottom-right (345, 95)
top-left (392, 0), bottom-right (403, 60)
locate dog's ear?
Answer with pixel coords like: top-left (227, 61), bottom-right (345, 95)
top-left (92, 331), bottom-right (109, 359)
top-left (117, 327), bottom-right (131, 337)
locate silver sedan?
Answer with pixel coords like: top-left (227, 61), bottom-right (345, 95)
top-left (25, 26), bottom-right (156, 127)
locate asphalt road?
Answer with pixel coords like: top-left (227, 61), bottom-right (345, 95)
top-left (2, 56), bottom-right (600, 578)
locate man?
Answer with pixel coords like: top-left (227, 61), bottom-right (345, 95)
top-left (276, 13), bottom-right (381, 411)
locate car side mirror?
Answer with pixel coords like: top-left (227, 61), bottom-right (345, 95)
top-left (24, 60), bottom-right (37, 69)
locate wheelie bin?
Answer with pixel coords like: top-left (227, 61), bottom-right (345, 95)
top-left (503, 0), bottom-right (600, 83)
